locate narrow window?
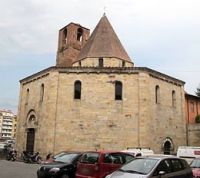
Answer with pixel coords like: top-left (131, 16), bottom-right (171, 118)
top-left (40, 84), bottom-right (44, 102)
top-left (122, 61), bottom-right (125, 67)
top-left (79, 61), bottom-right (81, 67)
top-left (63, 28), bottom-right (67, 44)
top-left (99, 58), bottom-right (103, 67)
top-left (172, 90), bottom-right (176, 107)
top-left (115, 81), bottom-right (122, 100)
top-left (74, 81), bottom-right (81, 99)
top-left (77, 28), bottom-right (83, 42)
top-left (155, 85), bottom-right (160, 104)
top-left (190, 102), bottom-right (194, 112)
top-left (26, 89), bottom-right (29, 105)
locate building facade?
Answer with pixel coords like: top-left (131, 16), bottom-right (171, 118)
top-left (185, 93), bottom-right (200, 146)
top-left (185, 93), bottom-right (200, 124)
top-left (16, 15), bottom-right (187, 157)
top-left (0, 110), bottom-right (17, 140)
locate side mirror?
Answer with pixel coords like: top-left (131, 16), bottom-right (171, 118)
top-left (158, 171), bottom-right (166, 175)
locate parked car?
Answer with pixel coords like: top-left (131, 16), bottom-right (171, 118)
top-left (122, 147), bottom-right (154, 157)
top-left (76, 151), bottom-right (134, 178)
top-left (190, 158), bottom-right (200, 177)
top-left (177, 146), bottom-right (200, 164)
top-left (105, 155), bottom-right (193, 178)
top-left (37, 152), bottom-right (82, 178)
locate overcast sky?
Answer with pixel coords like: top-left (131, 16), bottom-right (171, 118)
top-left (0, 0), bottom-right (200, 113)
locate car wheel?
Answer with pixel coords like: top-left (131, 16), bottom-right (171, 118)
top-left (61, 174), bottom-right (69, 178)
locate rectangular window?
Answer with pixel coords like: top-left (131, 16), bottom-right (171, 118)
top-left (99, 58), bottom-right (103, 67)
top-left (190, 102), bottom-right (194, 113)
top-left (122, 61), bottom-right (125, 67)
top-left (115, 81), bottom-right (122, 100)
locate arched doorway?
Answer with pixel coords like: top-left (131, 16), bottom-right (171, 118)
top-left (163, 137), bottom-right (174, 155)
top-left (26, 128), bottom-right (35, 154)
top-left (26, 110), bottom-right (38, 154)
top-left (164, 141), bottom-right (171, 154)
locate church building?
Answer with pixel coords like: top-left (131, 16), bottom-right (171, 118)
top-left (16, 15), bottom-right (186, 157)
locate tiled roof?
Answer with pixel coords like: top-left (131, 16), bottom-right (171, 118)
top-left (76, 15), bottom-right (132, 63)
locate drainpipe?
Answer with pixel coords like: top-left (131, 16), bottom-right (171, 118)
top-left (137, 76), bottom-right (140, 147)
top-left (196, 99), bottom-right (199, 115)
top-left (186, 96), bottom-right (190, 146)
top-left (53, 72), bottom-right (60, 153)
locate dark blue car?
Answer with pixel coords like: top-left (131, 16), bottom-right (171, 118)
top-left (37, 152), bottom-right (82, 178)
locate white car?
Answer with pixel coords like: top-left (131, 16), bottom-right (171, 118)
top-left (0, 143), bottom-right (6, 150)
top-left (122, 148), bottom-right (154, 157)
top-left (105, 155), bottom-right (192, 178)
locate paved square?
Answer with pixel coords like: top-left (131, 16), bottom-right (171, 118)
top-left (0, 160), bottom-right (40, 178)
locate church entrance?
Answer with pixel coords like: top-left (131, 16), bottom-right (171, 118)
top-left (163, 140), bottom-right (171, 154)
top-left (163, 137), bottom-right (174, 155)
top-left (26, 128), bottom-right (35, 154)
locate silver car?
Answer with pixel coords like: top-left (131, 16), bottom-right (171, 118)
top-left (105, 155), bottom-right (193, 178)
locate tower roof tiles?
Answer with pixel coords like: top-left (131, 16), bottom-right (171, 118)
top-left (76, 15), bottom-right (132, 63)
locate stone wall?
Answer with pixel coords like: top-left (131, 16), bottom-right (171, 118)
top-left (188, 124), bottom-right (200, 146)
top-left (54, 70), bottom-right (185, 154)
top-left (73, 57), bottom-right (133, 67)
top-left (16, 70), bottom-right (59, 157)
top-left (16, 68), bottom-right (186, 157)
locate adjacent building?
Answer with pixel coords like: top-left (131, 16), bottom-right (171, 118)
top-left (16, 15), bottom-right (187, 157)
top-left (185, 93), bottom-right (200, 146)
top-left (0, 110), bottom-right (17, 140)
top-left (185, 93), bottom-right (200, 124)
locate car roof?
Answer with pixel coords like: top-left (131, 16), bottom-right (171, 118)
top-left (139, 154), bottom-right (179, 160)
top-left (82, 150), bottom-right (131, 154)
top-left (55, 151), bottom-right (82, 154)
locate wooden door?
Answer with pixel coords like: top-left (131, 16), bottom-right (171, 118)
top-left (26, 128), bottom-right (35, 154)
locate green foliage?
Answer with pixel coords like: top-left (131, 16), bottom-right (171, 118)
top-left (195, 115), bottom-right (200, 123)
top-left (195, 86), bottom-right (200, 97)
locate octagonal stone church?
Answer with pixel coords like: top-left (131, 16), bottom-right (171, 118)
top-left (16, 15), bottom-right (186, 157)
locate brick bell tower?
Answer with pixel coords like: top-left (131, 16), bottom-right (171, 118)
top-left (56, 23), bottom-right (90, 67)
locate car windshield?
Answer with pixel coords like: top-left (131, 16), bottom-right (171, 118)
top-left (55, 153), bottom-right (78, 163)
top-left (191, 159), bottom-right (200, 168)
top-left (119, 158), bottom-right (158, 175)
top-left (54, 152), bottom-right (67, 159)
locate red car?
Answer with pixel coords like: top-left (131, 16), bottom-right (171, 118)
top-left (76, 150), bottom-right (134, 178)
top-left (190, 158), bottom-right (200, 177)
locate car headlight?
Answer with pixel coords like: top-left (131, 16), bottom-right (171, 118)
top-left (49, 167), bottom-right (60, 173)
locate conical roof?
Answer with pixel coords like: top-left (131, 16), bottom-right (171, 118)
top-left (77, 15), bottom-right (132, 62)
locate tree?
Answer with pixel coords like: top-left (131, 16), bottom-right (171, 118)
top-left (195, 115), bottom-right (200, 123)
top-left (195, 85), bottom-right (200, 97)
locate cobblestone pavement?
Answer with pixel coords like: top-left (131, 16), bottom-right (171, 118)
top-left (0, 159), bottom-right (40, 178)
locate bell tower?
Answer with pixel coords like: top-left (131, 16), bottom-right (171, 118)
top-left (56, 23), bottom-right (90, 67)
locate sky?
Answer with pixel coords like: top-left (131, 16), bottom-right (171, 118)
top-left (0, 0), bottom-right (200, 113)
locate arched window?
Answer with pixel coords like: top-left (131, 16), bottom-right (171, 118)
top-left (172, 90), bottom-right (176, 107)
top-left (77, 28), bottom-right (83, 42)
top-left (115, 81), bottom-right (122, 100)
top-left (74, 81), bottom-right (81, 99)
top-left (99, 58), bottom-right (103, 67)
top-left (26, 89), bottom-right (29, 105)
top-left (155, 85), bottom-right (160, 104)
top-left (40, 84), bottom-right (44, 102)
top-left (63, 28), bottom-right (67, 44)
